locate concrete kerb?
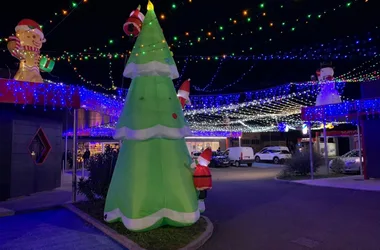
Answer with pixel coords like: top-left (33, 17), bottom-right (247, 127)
top-left (64, 203), bottom-right (214, 250)
top-left (64, 203), bottom-right (144, 250)
top-left (0, 207), bottom-right (15, 217)
top-left (179, 216), bottom-right (214, 250)
top-left (273, 177), bottom-right (311, 186)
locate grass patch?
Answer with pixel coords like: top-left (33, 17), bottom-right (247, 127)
top-left (74, 200), bottom-right (207, 250)
top-left (277, 173), bottom-right (347, 181)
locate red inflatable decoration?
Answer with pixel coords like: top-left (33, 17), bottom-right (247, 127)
top-left (177, 79), bottom-right (191, 109)
top-left (123, 5), bottom-right (145, 37)
top-left (193, 148), bottom-right (212, 191)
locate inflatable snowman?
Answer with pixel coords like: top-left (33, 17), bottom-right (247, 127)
top-left (315, 65), bottom-right (342, 106)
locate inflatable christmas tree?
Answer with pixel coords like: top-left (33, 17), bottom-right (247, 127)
top-left (104, 0), bottom-right (200, 232)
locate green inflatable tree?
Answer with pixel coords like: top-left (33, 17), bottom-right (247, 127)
top-left (104, 0), bottom-right (200, 232)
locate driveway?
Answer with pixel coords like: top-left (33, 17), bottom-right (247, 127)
top-left (202, 167), bottom-right (380, 250)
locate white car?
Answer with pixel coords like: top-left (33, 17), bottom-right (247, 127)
top-left (254, 146), bottom-right (291, 164)
top-left (329, 149), bottom-right (362, 173)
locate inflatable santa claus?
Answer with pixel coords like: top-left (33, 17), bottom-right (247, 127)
top-left (177, 79), bottom-right (191, 109)
top-left (192, 148), bottom-right (212, 212)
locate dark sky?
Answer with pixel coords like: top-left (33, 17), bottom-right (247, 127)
top-left (0, 0), bottom-right (378, 95)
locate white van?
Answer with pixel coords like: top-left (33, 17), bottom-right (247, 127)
top-left (224, 147), bottom-right (254, 167)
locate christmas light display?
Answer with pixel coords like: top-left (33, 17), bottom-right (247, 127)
top-left (194, 64), bottom-right (255, 92)
top-left (175, 56), bottom-right (189, 87)
top-left (171, 0), bottom-right (368, 49)
top-left (337, 54), bottom-right (380, 82)
top-left (0, 79), bottom-right (80, 109)
top-left (63, 125), bottom-right (243, 138)
top-left (301, 97), bottom-right (380, 123)
top-left (2, 76), bottom-right (355, 122)
top-left (0, 1), bottom-right (88, 43)
top-left (49, 0), bottom-right (367, 56)
top-left (195, 58), bottom-right (226, 91)
top-left (108, 60), bottom-right (116, 90)
top-left (6, 31), bottom-right (374, 62)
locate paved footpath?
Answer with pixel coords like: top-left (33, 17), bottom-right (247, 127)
top-left (0, 208), bottom-right (126, 250)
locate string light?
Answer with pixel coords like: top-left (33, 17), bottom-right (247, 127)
top-left (193, 64), bottom-right (255, 92)
top-left (42, 0), bottom-right (88, 32)
top-left (66, 56), bottom-right (117, 91)
top-left (170, 0), bottom-right (368, 49)
top-left (63, 125), bottom-right (243, 138)
top-left (198, 58), bottom-right (226, 91)
top-left (3, 77), bottom-right (366, 133)
top-left (2, 29), bottom-right (376, 66)
top-left (302, 97), bottom-right (380, 124)
top-left (175, 56), bottom-right (189, 87)
top-left (108, 59), bottom-right (116, 90)
top-left (337, 53), bottom-right (380, 80)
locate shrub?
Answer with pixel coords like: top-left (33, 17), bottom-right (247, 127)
top-left (330, 158), bottom-right (345, 174)
top-left (78, 146), bottom-right (118, 202)
top-left (282, 151), bottom-right (324, 176)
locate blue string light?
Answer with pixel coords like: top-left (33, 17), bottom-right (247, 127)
top-left (302, 96), bottom-right (380, 123)
top-left (3, 79), bottom-right (357, 125)
top-left (175, 56), bottom-right (189, 87)
top-left (194, 58), bottom-right (226, 91)
top-left (63, 126), bottom-right (243, 138)
top-left (194, 64), bottom-right (255, 93)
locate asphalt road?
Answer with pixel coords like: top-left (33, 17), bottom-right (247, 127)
top-left (202, 166), bottom-right (380, 250)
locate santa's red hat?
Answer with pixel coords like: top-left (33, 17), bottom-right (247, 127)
top-left (15, 19), bottom-right (45, 42)
top-left (178, 79), bottom-right (190, 98)
top-left (130, 5), bottom-right (145, 22)
top-left (198, 148), bottom-right (212, 166)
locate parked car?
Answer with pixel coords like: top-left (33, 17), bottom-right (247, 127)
top-left (254, 146), bottom-right (291, 164)
top-left (209, 151), bottom-right (230, 168)
top-left (225, 147), bottom-right (255, 167)
top-left (329, 149), bottom-right (362, 173)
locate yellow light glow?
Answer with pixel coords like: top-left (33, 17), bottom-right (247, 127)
top-left (160, 14), bottom-right (165, 19)
top-left (147, 0), bottom-right (154, 10)
top-left (243, 10), bottom-right (248, 15)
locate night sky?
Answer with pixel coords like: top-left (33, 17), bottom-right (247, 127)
top-left (0, 0), bottom-right (378, 95)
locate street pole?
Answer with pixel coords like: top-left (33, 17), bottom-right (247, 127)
top-left (64, 110), bottom-right (68, 172)
top-left (64, 135), bottom-right (68, 172)
top-left (357, 113), bottom-right (363, 176)
top-left (72, 109), bottom-right (78, 203)
top-left (308, 122), bottom-right (314, 180)
top-left (323, 121), bottom-right (329, 174)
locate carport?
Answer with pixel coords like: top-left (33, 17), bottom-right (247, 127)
top-left (301, 97), bottom-right (380, 180)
